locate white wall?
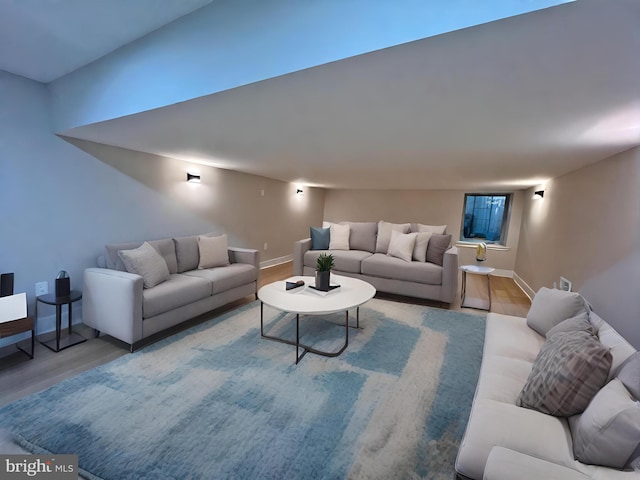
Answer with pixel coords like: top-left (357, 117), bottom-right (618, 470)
top-left (49, 0), bottom-right (568, 132)
top-left (0, 70), bottom-right (323, 346)
top-left (515, 147), bottom-right (640, 347)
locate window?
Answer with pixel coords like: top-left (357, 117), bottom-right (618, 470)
top-left (461, 193), bottom-right (512, 245)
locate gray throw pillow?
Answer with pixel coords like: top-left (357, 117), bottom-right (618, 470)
top-left (198, 234), bottom-right (230, 269)
top-left (569, 378), bottom-right (640, 469)
top-left (546, 311), bottom-right (595, 339)
top-left (516, 331), bottom-right (612, 417)
top-left (412, 232), bottom-right (432, 262)
top-left (617, 352), bottom-right (640, 400)
top-left (375, 221), bottom-right (411, 254)
top-left (341, 222), bottom-right (377, 252)
top-left (425, 234), bottom-right (452, 266)
top-left (173, 235), bottom-right (199, 273)
top-left (526, 287), bottom-right (589, 336)
top-left (118, 242), bottom-right (170, 289)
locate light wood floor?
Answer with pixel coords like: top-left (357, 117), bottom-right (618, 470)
top-left (0, 262), bottom-right (529, 407)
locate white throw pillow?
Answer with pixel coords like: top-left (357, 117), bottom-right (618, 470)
top-left (412, 232), bottom-right (432, 262)
top-left (526, 287), bottom-right (589, 336)
top-left (197, 234), bottom-right (230, 269)
top-left (417, 223), bottom-right (447, 234)
top-left (375, 221), bottom-right (411, 254)
top-left (118, 242), bottom-right (170, 288)
top-left (387, 231), bottom-right (417, 262)
top-left (329, 223), bottom-right (350, 250)
top-left (569, 378), bottom-right (640, 469)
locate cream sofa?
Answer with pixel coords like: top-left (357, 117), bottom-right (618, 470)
top-left (293, 221), bottom-right (458, 306)
top-left (455, 292), bottom-right (638, 480)
top-left (83, 234), bottom-right (259, 351)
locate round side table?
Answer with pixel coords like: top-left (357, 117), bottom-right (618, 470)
top-left (36, 290), bottom-right (86, 352)
top-left (460, 265), bottom-right (495, 311)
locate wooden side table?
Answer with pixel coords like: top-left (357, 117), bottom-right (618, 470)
top-left (0, 316), bottom-right (35, 358)
top-left (460, 265), bottom-right (495, 311)
top-left (36, 290), bottom-right (86, 352)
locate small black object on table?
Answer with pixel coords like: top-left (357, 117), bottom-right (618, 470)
top-left (36, 290), bottom-right (85, 352)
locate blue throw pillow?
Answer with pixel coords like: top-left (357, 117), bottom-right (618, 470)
top-left (310, 227), bottom-right (330, 250)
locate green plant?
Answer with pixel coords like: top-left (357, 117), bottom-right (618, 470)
top-left (316, 253), bottom-right (335, 272)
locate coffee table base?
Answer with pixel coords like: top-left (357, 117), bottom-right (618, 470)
top-left (260, 303), bottom-right (361, 364)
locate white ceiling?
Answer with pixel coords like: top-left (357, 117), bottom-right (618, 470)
top-left (0, 0), bottom-right (213, 82)
top-left (2, 0), bottom-right (640, 190)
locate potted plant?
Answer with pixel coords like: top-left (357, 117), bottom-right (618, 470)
top-left (315, 253), bottom-right (335, 291)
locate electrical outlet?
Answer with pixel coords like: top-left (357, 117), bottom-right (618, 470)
top-left (559, 277), bottom-right (572, 292)
top-left (263, 243), bottom-right (268, 251)
top-left (36, 281), bottom-right (48, 296)
top-left (260, 189), bottom-right (265, 197)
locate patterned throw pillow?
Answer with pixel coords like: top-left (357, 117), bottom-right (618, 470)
top-left (516, 331), bottom-right (612, 417)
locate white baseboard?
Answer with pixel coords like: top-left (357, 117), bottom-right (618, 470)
top-left (513, 272), bottom-right (535, 301)
top-left (260, 255), bottom-right (293, 269)
top-left (491, 269), bottom-right (513, 278)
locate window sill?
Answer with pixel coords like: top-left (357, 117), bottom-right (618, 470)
top-left (455, 241), bottom-right (510, 252)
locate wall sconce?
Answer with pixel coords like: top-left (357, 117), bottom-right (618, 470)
top-left (187, 172), bottom-right (201, 183)
top-left (533, 190), bottom-right (545, 200)
top-left (296, 188), bottom-right (304, 195)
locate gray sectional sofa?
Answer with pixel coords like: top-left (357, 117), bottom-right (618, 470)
top-left (456, 287), bottom-right (639, 480)
top-left (293, 221), bottom-right (458, 306)
top-left (83, 233), bottom-right (259, 351)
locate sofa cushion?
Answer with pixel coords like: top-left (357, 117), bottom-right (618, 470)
top-left (387, 231), bottom-right (417, 262)
top-left (183, 263), bottom-right (258, 294)
top-left (415, 223), bottom-right (447, 234)
top-left (310, 227), bottom-right (330, 250)
top-left (375, 221), bottom-right (410, 254)
top-left (304, 250), bottom-right (372, 274)
top-left (118, 242), bottom-right (171, 289)
top-left (425, 234), bottom-right (452, 266)
top-left (545, 311), bottom-right (594, 339)
top-left (142, 274), bottom-right (212, 318)
top-left (412, 232), bottom-right (432, 262)
top-left (361, 253), bottom-right (442, 285)
top-left (329, 223), bottom-right (350, 250)
top-left (198, 234), bottom-right (230, 269)
top-left (341, 221), bottom-right (377, 253)
top-left (526, 287), bottom-right (589, 336)
top-left (617, 352), bottom-right (640, 399)
top-left (106, 238), bottom-right (178, 274)
top-left (516, 331), bottom-right (612, 416)
top-left (590, 312), bottom-right (637, 380)
top-left (569, 378), bottom-right (640, 469)
top-left (173, 235), bottom-right (200, 273)
top-left (483, 446), bottom-right (590, 480)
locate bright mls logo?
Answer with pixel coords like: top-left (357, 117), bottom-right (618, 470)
top-left (1, 455), bottom-right (77, 479)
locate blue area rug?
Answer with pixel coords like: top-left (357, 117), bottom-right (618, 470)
top-left (0, 299), bottom-right (485, 480)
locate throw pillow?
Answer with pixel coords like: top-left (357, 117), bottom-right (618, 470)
top-left (173, 235), bottom-right (200, 273)
top-left (310, 227), bottom-right (330, 250)
top-left (118, 242), bottom-right (170, 289)
top-left (545, 311), bottom-right (595, 339)
top-left (526, 287), bottom-right (589, 337)
top-left (569, 378), bottom-right (640, 469)
top-left (416, 223), bottom-right (447, 234)
top-left (387, 231), bottom-right (417, 263)
top-left (341, 221), bottom-right (377, 252)
top-left (516, 331), bottom-right (612, 416)
top-left (425, 234), bottom-right (452, 266)
top-left (617, 352), bottom-right (640, 400)
top-left (197, 234), bottom-right (230, 269)
top-left (375, 221), bottom-right (411, 254)
top-left (329, 224), bottom-right (350, 250)
top-left (412, 232), bottom-right (432, 262)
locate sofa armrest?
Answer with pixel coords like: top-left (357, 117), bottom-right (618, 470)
top-left (441, 246), bottom-right (458, 304)
top-left (229, 247), bottom-right (259, 269)
top-left (82, 268), bottom-right (143, 346)
top-left (293, 238), bottom-right (312, 276)
top-left (483, 447), bottom-right (589, 480)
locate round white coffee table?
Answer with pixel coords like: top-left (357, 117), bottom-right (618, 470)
top-left (258, 275), bottom-right (376, 364)
top-left (460, 265), bottom-right (495, 311)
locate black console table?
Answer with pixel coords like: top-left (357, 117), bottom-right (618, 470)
top-left (36, 290), bottom-right (85, 352)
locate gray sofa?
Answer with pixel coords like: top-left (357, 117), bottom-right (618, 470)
top-left (83, 234), bottom-right (259, 351)
top-left (293, 221), bottom-right (458, 306)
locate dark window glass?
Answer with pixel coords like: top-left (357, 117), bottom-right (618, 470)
top-left (461, 194), bottom-right (511, 244)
